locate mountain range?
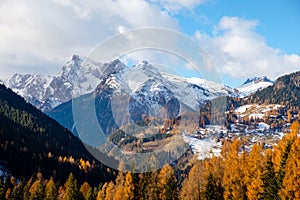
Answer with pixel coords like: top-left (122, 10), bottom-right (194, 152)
top-left (45, 58), bottom-right (242, 136)
top-left (2, 55), bottom-right (274, 113)
top-left (1, 55), bottom-right (278, 138)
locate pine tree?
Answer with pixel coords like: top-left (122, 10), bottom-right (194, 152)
top-left (63, 173), bottom-right (82, 200)
top-left (290, 120), bottom-right (299, 135)
top-left (158, 165), bottom-right (178, 200)
top-left (45, 178), bottom-right (57, 200)
top-left (205, 156), bottom-right (225, 199)
top-left (29, 180), bottom-right (45, 200)
top-left (279, 136), bottom-right (300, 199)
top-left (275, 121), bottom-right (299, 191)
top-left (246, 176), bottom-right (264, 200)
top-left (273, 121), bottom-right (298, 173)
top-left (124, 172), bottom-right (134, 200)
top-left (205, 173), bottom-right (221, 200)
top-left (132, 173), bottom-right (141, 200)
top-left (261, 151), bottom-right (280, 200)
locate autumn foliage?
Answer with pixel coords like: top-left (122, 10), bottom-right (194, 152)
top-left (1, 121), bottom-right (299, 200)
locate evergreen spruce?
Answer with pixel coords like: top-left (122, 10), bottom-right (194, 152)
top-left (205, 173), bottom-right (219, 200)
top-left (279, 124), bottom-right (300, 199)
top-left (260, 155), bottom-right (280, 200)
top-left (277, 139), bottom-right (293, 189)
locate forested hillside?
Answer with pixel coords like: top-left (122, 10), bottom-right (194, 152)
top-left (0, 84), bottom-right (116, 186)
top-left (246, 71), bottom-right (300, 107)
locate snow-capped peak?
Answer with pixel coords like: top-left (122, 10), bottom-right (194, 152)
top-left (4, 56), bottom-right (241, 113)
top-left (3, 55), bottom-right (128, 111)
top-left (236, 76), bottom-right (274, 97)
top-left (242, 76), bottom-right (274, 85)
top-left (132, 60), bottom-right (162, 78)
top-left (3, 73), bottom-right (52, 106)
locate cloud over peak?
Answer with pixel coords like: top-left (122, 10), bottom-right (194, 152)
top-left (0, 0), bottom-right (178, 77)
top-left (195, 16), bottom-right (300, 80)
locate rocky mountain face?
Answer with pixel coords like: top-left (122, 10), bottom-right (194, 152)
top-left (4, 73), bottom-right (52, 108)
top-left (4, 55), bottom-right (241, 113)
top-left (3, 55), bottom-right (117, 112)
top-left (48, 60), bottom-right (240, 136)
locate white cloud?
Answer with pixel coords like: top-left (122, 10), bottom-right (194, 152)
top-left (0, 0), bottom-right (178, 78)
top-left (194, 16), bottom-right (300, 80)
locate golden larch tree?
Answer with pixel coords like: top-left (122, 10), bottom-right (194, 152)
top-left (244, 143), bottom-right (265, 200)
top-left (223, 139), bottom-right (245, 200)
top-left (123, 172), bottom-right (134, 200)
top-left (158, 164), bottom-right (177, 200)
top-left (180, 161), bottom-right (206, 200)
top-left (105, 181), bottom-right (115, 200)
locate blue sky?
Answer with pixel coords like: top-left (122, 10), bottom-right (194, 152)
top-left (172, 0), bottom-right (300, 86)
top-left (177, 0), bottom-right (300, 55)
top-left (0, 0), bottom-right (299, 87)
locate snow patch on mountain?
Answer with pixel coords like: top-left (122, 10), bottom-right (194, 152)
top-left (4, 73), bottom-right (52, 107)
top-left (4, 56), bottom-right (241, 113)
top-left (236, 76), bottom-right (274, 97)
top-left (183, 134), bottom-right (221, 160)
top-left (3, 55), bottom-right (127, 111)
top-left (119, 61), bottom-right (240, 112)
top-left (234, 104), bottom-right (284, 119)
top-left (161, 72), bottom-right (239, 110)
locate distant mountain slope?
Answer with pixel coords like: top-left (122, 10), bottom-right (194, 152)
top-left (245, 71), bottom-right (300, 107)
top-left (236, 76), bottom-right (274, 97)
top-left (0, 84), bottom-right (115, 185)
top-left (4, 73), bottom-right (52, 107)
top-left (198, 70), bottom-right (300, 130)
